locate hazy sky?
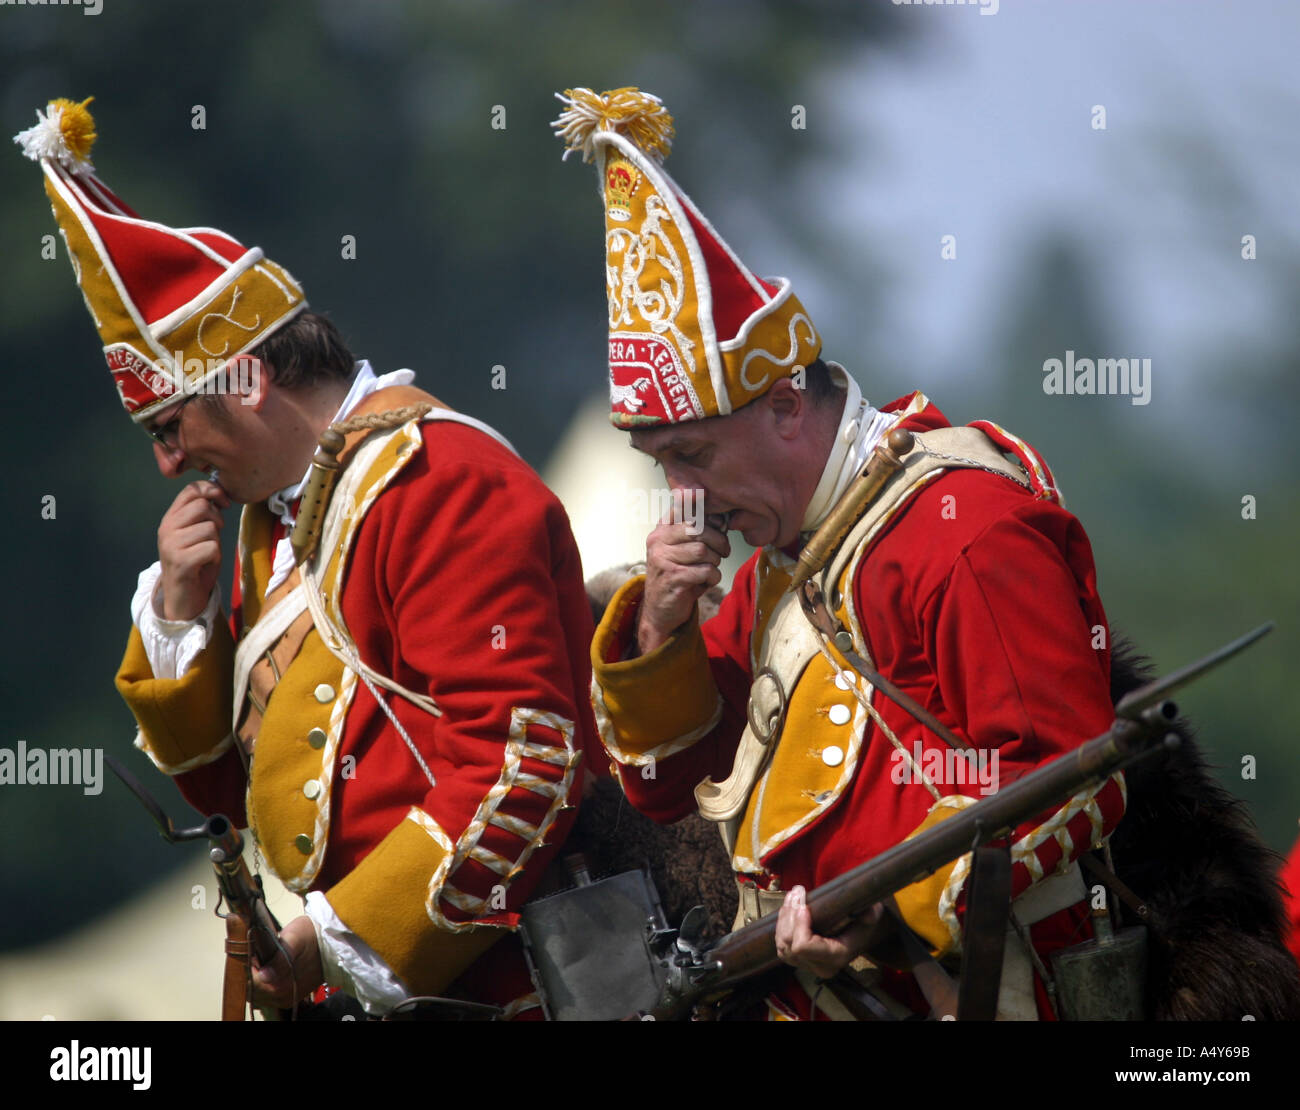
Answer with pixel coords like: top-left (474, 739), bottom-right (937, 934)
top-left (557, 0), bottom-right (1300, 568)
top-left (812, 0), bottom-right (1300, 399)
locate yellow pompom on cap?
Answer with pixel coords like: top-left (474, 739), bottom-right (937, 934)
top-left (552, 86), bottom-right (674, 165)
top-left (52, 96), bottom-right (97, 162)
top-left (13, 96), bottom-right (97, 174)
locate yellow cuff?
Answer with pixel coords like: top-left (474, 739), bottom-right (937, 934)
top-left (328, 809), bottom-right (505, 996)
top-left (590, 576), bottom-right (722, 764)
top-left (115, 622), bottom-right (235, 773)
top-left (893, 795), bottom-right (975, 958)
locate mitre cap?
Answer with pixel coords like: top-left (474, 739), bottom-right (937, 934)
top-left (14, 96), bottom-right (307, 422)
top-left (552, 86), bottom-right (821, 428)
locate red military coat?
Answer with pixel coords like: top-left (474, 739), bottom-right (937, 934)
top-left (118, 397), bottom-right (602, 1015)
top-left (1281, 833), bottom-right (1300, 967)
top-left (592, 393), bottom-right (1126, 1019)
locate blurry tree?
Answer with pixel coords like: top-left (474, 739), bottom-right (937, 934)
top-left (977, 232), bottom-right (1298, 855)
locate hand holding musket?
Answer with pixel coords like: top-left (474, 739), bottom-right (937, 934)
top-left (205, 814), bottom-right (308, 1019)
top-left (105, 754), bottom-right (298, 1020)
top-left (642, 622), bottom-right (1273, 1021)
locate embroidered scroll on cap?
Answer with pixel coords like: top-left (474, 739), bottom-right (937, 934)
top-left (14, 96), bottom-right (306, 424)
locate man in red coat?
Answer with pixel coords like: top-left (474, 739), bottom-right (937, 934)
top-left (555, 87), bottom-right (1124, 1020)
top-left (19, 97), bottom-right (600, 1018)
top-left (1282, 830), bottom-right (1300, 968)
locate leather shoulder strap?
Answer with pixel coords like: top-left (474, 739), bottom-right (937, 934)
top-left (821, 425), bottom-right (1031, 607)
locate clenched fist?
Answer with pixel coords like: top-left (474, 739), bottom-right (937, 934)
top-left (155, 478), bottom-right (230, 621)
top-left (638, 490), bottom-right (730, 654)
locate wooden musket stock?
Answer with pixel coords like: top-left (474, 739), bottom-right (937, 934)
top-left (643, 622), bottom-right (1272, 1020)
top-left (105, 755), bottom-right (290, 1021)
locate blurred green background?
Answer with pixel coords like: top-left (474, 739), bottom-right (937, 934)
top-left (1, 0), bottom-right (1295, 960)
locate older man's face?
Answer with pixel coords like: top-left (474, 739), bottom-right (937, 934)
top-left (629, 399), bottom-right (803, 550)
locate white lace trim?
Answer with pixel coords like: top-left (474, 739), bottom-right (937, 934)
top-left (130, 561), bottom-right (222, 680)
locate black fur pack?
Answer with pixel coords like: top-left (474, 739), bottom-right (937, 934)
top-left (578, 569), bottom-right (1300, 1018)
top-left (1107, 634), bottom-right (1300, 1020)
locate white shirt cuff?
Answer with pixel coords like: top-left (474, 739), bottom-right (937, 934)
top-left (305, 891), bottom-right (414, 1016)
top-left (130, 561), bottom-right (220, 680)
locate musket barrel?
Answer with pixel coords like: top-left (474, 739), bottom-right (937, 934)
top-left (201, 815), bottom-right (281, 965)
top-left (205, 815), bottom-right (242, 862)
top-left (705, 721), bottom-right (1159, 989)
top-left (105, 755), bottom-right (291, 1016)
top-left (642, 625), bottom-right (1267, 1019)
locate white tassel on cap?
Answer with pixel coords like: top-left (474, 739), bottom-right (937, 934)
top-left (13, 96), bottom-right (97, 175)
top-left (551, 86), bottom-right (674, 164)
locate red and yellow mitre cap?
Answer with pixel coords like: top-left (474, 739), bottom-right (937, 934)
top-left (13, 97), bottom-right (307, 423)
top-left (553, 87), bottom-right (821, 428)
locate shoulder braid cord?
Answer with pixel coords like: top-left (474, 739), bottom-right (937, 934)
top-left (334, 404), bottom-right (434, 435)
top-left (296, 404), bottom-right (442, 792)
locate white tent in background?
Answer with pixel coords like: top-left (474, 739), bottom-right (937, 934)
top-left (543, 393), bottom-right (663, 577)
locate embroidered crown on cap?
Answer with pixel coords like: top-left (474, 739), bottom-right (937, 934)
top-left (14, 97), bottom-right (307, 423)
top-left (553, 86), bottom-right (821, 428)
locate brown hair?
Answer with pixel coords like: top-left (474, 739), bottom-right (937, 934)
top-left (799, 358), bottom-right (844, 407)
top-left (248, 310), bottom-right (356, 390)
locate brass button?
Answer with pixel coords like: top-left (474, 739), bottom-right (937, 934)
top-left (303, 780), bottom-right (321, 800)
top-left (306, 727), bottom-right (327, 749)
top-left (314, 683), bottom-right (335, 703)
top-left (822, 745), bottom-right (844, 768)
top-left (294, 834), bottom-right (313, 854)
top-left (828, 703), bottom-right (851, 726)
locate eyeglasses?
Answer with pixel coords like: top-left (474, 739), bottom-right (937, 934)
top-left (147, 394), bottom-right (198, 451)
